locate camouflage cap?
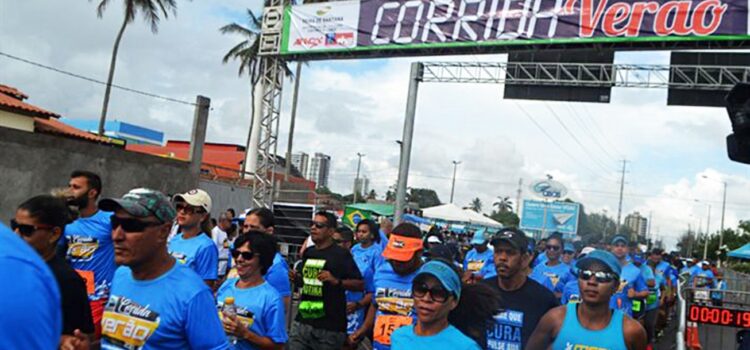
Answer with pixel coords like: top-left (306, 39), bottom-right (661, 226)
top-left (99, 188), bottom-right (176, 223)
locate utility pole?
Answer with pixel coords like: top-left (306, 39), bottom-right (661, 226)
top-left (515, 178), bottom-right (523, 214)
top-left (703, 204), bottom-right (711, 260)
top-left (284, 62), bottom-right (303, 181)
top-left (450, 160), bottom-right (461, 203)
top-left (353, 153), bottom-right (365, 203)
top-left (719, 181), bottom-right (727, 267)
top-left (647, 211), bottom-right (653, 247)
top-left (615, 159), bottom-right (628, 236)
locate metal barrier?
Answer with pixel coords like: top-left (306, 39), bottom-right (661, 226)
top-left (677, 275), bottom-right (687, 350)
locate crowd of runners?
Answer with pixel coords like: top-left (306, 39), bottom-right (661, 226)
top-left (1, 170), bottom-right (721, 350)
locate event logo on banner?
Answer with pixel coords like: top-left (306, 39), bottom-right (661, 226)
top-left (282, 0), bottom-right (749, 54)
top-left (520, 199), bottom-right (580, 236)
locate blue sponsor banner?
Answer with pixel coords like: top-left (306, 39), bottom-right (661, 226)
top-left (520, 200), bottom-right (580, 236)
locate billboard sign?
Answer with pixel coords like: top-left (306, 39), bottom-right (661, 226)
top-left (281, 0), bottom-right (750, 56)
top-left (520, 199), bottom-right (580, 235)
top-left (530, 179), bottom-right (568, 198)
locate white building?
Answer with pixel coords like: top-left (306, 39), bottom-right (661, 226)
top-left (624, 212), bottom-right (648, 239)
top-left (291, 152), bottom-right (309, 178)
top-left (308, 152), bottom-right (331, 189)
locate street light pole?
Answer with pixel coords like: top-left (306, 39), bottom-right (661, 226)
top-left (353, 153), bottom-right (365, 203)
top-left (703, 175), bottom-right (728, 267)
top-left (703, 204), bottom-right (711, 260)
top-left (450, 160), bottom-right (461, 203)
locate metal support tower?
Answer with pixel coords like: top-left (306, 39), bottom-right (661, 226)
top-left (254, 1), bottom-right (286, 208)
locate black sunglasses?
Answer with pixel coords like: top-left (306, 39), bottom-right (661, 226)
top-left (546, 245), bottom-right (561, 251)
top-left (231, 250), bottom-right (256, 261)
top-left (412, 282), bottom-right (451, 303)
top-left (111, 215), bottom-right (163, 233)
top-left (175, 203), bottom-right (206, 215)
top-left (312, 222), bottom-right (328, 229)
top-left (9, 219), bottom-right (53, 237)
top-left (577, 269), bottom-right (617, 283)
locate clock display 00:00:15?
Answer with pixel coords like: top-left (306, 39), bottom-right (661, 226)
top-left (688, 304), bottom-right (750, 328)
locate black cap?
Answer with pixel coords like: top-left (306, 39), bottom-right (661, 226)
top-left (490, 228), bottom-right (529, 252)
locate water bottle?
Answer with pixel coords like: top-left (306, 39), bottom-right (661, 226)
top-left (222, 297), bottom-right (238, 345)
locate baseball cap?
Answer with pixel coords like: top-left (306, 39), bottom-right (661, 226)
top-left (471, 229), bottom-right (487, 245)
top-left (100, 188), bottom-right (176, 223)
top-left (490, 228), bottom-right (529, 252)
top-left (173, 189), bottom-right (212, 213)
top-left (427, 235), bottom-right (442, 244)
top-left (610, 235), bottom-right (629, 245)
top-left (415, 260), bottom-right (462, 299)
top-left (632, 254), bottom-right (645, 264)
top-left (563, 242), bottom-right (575, 253)
top-left (579, 246), bottom-right (596, 258)
top-left (576, 250), bottom-right (622, 278)
top-left (383, 234), bottom-right (424, 262)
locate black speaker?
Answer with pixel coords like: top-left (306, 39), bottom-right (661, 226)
top-left (725, 83), bottom-right (750, 164)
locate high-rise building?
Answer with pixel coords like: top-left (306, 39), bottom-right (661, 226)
top-left (291, 152), bottom-right (309, 178)
top-left (624, 211), bottom-right (648, 240)
top-left (354, 176), bottom-right (370, 197)
top-left (308, 152), bottom-right (331, 189)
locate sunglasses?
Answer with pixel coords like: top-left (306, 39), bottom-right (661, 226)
top-left (175, 203), bottom-right (206, 215)
top-left (577, 269), bottom-right (617, 283)
top-left (9, 219), bottom-right (53, 237)
top-left (231, 250), bottom-right (256, 261)
top-left (412, 282), bottom-right (451, 303)
top-left (111, 215), bottom-right (163, 233)
top-left (312, 222), bottom-right (328, 229)
top-left (546, 245), bottom-right (561, 251)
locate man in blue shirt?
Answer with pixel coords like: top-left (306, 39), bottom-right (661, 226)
top-left (531, 233), bottom-right (572, 298)
top-left (692, 261), bottom-right (715, 289)
top-left (609, 235), bottom-right (649, 317)
top-left (169, 189), bottom-right (219, 288)
top-left (100, 188), bottom-right (228, 349)
top-left (463, 229), bottom-right (493, 280)
top-left (63, 170), bottom-right (116, 337)
top-left (0, 223), bottom-right (62, 350)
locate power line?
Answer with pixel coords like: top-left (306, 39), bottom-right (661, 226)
top-left (0, 51), bottom-right (197, 106)
top-left (564, 103), bottom-right (619, 163)
top-left (579, 104), bottom-right (626, 158)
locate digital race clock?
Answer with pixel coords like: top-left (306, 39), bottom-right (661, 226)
top-left (688, 305), bottom-right (750, 328)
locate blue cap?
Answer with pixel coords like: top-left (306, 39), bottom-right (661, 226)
top-left (416, 260), bottom-right (462, 299)
top-left (610, 235), bottom-right (629, 245)
top-left (575, 250), bottom-right (621, 278)
top-left (563, 242), bottom-right (575, 253)
top-left (632, 254), bottom-right (645, 264)
top-left (471, 229), bottom-right (487, 245)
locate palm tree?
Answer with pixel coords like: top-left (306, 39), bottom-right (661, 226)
top-left (468, 197), bottom-right (483, 213)
top-left (493, 196), bottom-right (513, 213)
top-left (94, 0), bottom-right (181, 136)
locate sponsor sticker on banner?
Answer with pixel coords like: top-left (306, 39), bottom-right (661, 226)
top-left (286, 1), bottom-right (360, 52)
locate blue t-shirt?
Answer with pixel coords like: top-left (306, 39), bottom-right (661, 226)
top-left (639, 264), bottom-right (660, 311)
top-left (63, 209), bottom-right (116, 301)
top-left (168, 233), bottom-right (219, 281)
top-left (372, 262), bottom-right (419, 350)
top-left (347, 246), bottom-right (376, 335)
top-left (529, 271), bottom-right (557, 292)
top-left (391, 325), bottom-right (481, 350)
top-left (610, 262), bottom-right (648, 317)
top-left (533, 252), bottom-right (549, 267)
top-left (102, 263), bottom-right (228, 350)
top-left (216, 279), bottom-right (288, 350)
top-left (692, 269), bottom-right (716, 288)
top-left (561, 280), bottom-right (581, 304)
top-left (531, 261), bottom-right (572, 293)
top-left (264, 252), bottom-right (291, 298)
top-left (0, 224), bottom-right (61, 350)
top-left (463, 248), bottom-right (494, 276)
top-left (712, 280), bottom-right (727, 300)
top-left (352, 243), bottom-right (384, 274)
top-left (652, 261), bottom-right (672, 287)
top-left (378, 230), bottom-right (389, 251)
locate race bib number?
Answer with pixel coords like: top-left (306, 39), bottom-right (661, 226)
top-left (101, 296), bottom-right (160, 349)
top-left (374, 314), bottom-right (412, 346)
top-left (67, 236), bottom-right (99, 261)
top-left (76, 270), bottom-right (96, 295)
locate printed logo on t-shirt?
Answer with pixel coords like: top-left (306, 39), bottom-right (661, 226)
top-left (487, 309), bottom-right (524, 350)
top-left (569, 294), bottom-right (581, 303)
top-left (375, 287), bottom-right (413, 315)
top-left (299, 258), bottom-right (326, 319)
top-left (467, 260), bottom-right (484, 273)
top-left (564, 342), bottom-right (608, 350)
top-left (67, 236), bottom-right (99, 262)
top-left (170, 252), bottom-right (188, 265)
top-left (101, 295), bottom-right (160, 349)
top-left (544, 272), bottom-right (560, 288)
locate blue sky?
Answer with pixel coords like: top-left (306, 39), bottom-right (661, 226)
top-left (2, 0), bottom-right (749, 250)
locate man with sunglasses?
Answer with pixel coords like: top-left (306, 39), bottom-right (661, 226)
top-left (530, 233), bottom-right (572, 298)
top-left (482, 228), bottom-right (559, 350)
top-left (290, 211), bottom-right (364, 350)
top-left (61, 170), bottom-right (115, 338)
top-left (527, 250), bottom-right (647, 350)
top-left (169, 189), bottom-right (219, 287)
top-left (99, 188), bottom-right (228, 349)
top-left (609, 235), bottom-right (649, 318)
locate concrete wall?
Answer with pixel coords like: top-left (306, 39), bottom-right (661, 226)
top-left (199, 179), bottom-right (253, 218)
top-left (0, 110), bottom-right (34, 132)
top-left (0, 126), bottom-right (197, 220)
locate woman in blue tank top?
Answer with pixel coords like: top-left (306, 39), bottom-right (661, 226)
top-left (527, 250), bottom-right (647, 350)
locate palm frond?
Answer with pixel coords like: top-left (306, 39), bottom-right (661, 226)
top-left (219, 23), bottom-right (257, 36)
top-left (95, 0), bottom-right (111, 18)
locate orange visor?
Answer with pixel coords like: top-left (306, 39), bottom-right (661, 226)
top-left (382, 235), bottom-right (424, 262)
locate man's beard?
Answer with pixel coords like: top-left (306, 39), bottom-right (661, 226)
top-left (68, 194), bottom-right (89, 209)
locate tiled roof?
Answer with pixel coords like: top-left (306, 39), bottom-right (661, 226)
top-left (0, 91), bottom-right (60, 119)
top-left (34, 118), bottom-right (115, 144)
top-left (0, 84), bottom-right (29, 100)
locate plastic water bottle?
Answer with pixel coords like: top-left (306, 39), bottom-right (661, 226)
top-left (222, 297), bottom-right (238, 345)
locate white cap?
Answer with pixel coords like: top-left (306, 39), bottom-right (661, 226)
top-left (427, 236), bottom-right (442, 244)
top-left (173, 189), bottom-right (212, 213)
top-left (579, 246), bottom-right (596, 258)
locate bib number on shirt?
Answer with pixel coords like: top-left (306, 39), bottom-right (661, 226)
top-left (75, 270), bottom-right (96, 295)
top-left (374, 315), bottom-right (412, 346)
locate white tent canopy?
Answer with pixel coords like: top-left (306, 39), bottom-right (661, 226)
top-left (422, 203), bottom-right (503, 228)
